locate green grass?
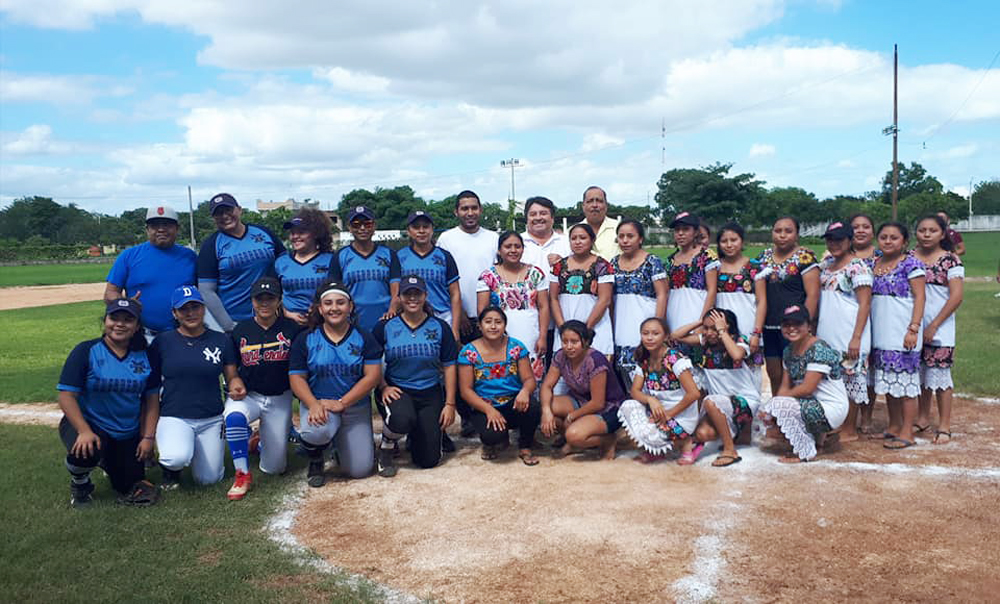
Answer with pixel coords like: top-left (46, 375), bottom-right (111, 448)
top-left (0, 262), bottom-right (111, 287)
top-left (0, 424), bottom-right (378, 603)
top-left (952, 282), bottom-right (1000, 396)
top-left (954, 231), bottom-right (1000, 278)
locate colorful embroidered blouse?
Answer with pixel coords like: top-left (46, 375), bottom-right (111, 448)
top-left (920, 252), bottom-right (963, 287)
top-left (611, 253), bottom-right (666, 297)
top-left (666, 247), bottom-right (719, 291)
top-left (717, 258), bottom-right (763, 294)
top-left (638, 348), bottom-right (692, 392)
top-left (819, 256), bottom-right (873, 293)
top-left (478, 265), bottom-right (547, 312)
top-left (696, 335), bottom-right (751, 370)
top-left (869, 253), bottom-right (925, 298)
top-left (757, 246), bottom-right (818, 326)
top-left (551, 256), bottom-right (614, 296)
top-left (457, 337), bottom-right (529, 407)
top-left (783, 339), bottom-right (843, 384)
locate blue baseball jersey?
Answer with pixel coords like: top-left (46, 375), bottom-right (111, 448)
top-left (58, 339), bottom-right (160, 439)
top-left (107, 242), bottom-right (197, 332)
top-left (289, 326), bottom-right (382, 400)
top-left (274, 251), bottom-right (333, 313)
top-left (328, 244), bottom-right (400, 333)
top-left (197, 224), bottom-right (285, 321)
top-left (372, 315), bottom-right (458, 391)
top-left (149, 330), bottom-right (236, 419)
top-left (397, 246), bottom-right (460, 315)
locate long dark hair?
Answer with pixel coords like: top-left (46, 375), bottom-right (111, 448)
top-left (716, 222), bottom-right (745, 260)
top-left (102, 304), bottom-right (147, 351)
top-left (703, 307), bottom-right (740, 339)
top-left (558, 320), bottom-right (594, 349)
top-left (495, 230), bottom-right (524, 264)
top-left (291, 207), bottom-right (334, 253)
top-left (632, 317), bottom-right (669, 365)
top-left (306, 279), bottom-right (355, 330)
top-left (915, 214), bottom-right (954, 251)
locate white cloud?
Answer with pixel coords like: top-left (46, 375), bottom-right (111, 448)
top-left (312, 68), bottom-right (390, 95)
top-left (749, 143), bottom-right (776, 157)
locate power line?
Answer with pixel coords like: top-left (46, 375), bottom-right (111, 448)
top-left (922, 47), bottom-right (1000, 144)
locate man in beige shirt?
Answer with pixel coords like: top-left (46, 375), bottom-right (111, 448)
top-left (579, 185), bottom-right (620, 260)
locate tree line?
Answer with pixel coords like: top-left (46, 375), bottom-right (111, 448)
top-left (2, 162), bottom-right (997, 251)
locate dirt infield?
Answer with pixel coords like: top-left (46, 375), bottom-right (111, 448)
top-left (0, 403), bottom-right (62, 426)
top-left (294, 396), bottom-right (1000, 603)
top-left (0, 283), bottom-right (104, 311)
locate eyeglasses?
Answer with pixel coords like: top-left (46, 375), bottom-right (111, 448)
top-left (350, 220), bottom-right (375, 229)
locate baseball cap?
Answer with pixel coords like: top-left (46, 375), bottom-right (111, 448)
top-left (822, 221), bottom-right (854, 240)
top-left (669, 211), bottom-right (700, 228)
top-left (406, 210), bottom-right (434, 226)
top-left (105, 298), bottom-right (141, 318)
top-left (346, 205), bottom-right (375, 223)
top-left (780, 304), bottom-right (810, 324)
top-left (283, 217), bottom-right (306, 230)
top-left (209, 193), bottom-right (240, 215)
top-left (251, 277), bottom-right (282, 298)
top-left (399, 275), bottom-right (427, 294)
top-left (171, 285), bottom-right (205, 309)
top-left (145, 205), bottom-right (179, 223)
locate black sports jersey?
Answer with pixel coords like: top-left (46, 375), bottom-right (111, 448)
top-left (231, 317), bottom-right (303, 395)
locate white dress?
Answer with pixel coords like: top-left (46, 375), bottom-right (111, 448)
top-left (617, 349), bottom-right (698, 454)
top-left (665, 247), bottom-right (720, 332)
top-left (697, 337), bottom-right (762, 438)
top-left (549, 256), bottom-right (615, 356)
top-left (476, 264), bottom-right (548, 379)
top-left (817, 257), bottom-right (873, 403)
top-left (611, 253), bottom-right (667, 384)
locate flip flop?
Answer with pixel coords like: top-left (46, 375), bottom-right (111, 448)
top-left (711, 454), bottom-right (742, 467)
top-left (913, 423), bottom-right (931, 434)
top-left (883, 437), bottom-right (916, 450)
top-left (933, 430), bottom-right (952, 445)
top-left (676, 443), bottom-right (705, 466)
top-left (518, 451), bottom-right (539, 466)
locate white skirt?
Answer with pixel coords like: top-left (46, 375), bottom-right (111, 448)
top-left (554, 293), bottom-right (614, 356)
top-left (666, 287), bottom-right (707, 333)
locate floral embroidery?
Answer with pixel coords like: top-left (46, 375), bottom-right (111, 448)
top-left (783, 339), bottom-right (843, 383)
top-left (479, 265), bottom-right (545, 312)
top-left (718, 259), bottom-right (761, 294)
top-left (757, 247), bottom-right (818, 283)
top-left (921, 344), bottom-right (954, 368)
top-left (641, 348), bottom-right (686, 391)
top-left (552, 256), bottom-right (613, 297)
top-left (696, 335), bottom-right (749, 369)
top-left (871, 349), bottom-right (920, 373)
top-left (920, 252), bottom-right (963, 287)
top-left (869, 253), bottom-right (924, 298)
top-left (667, 246), bottom-right (719, 291)
top-left (820, 257), bottom-right (873, 293)
top-left (611, 254), bottom-right (666, 297)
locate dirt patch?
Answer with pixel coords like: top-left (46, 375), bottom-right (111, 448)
top-left (0, 403), bottom-right (62, 426)
top-left (293, 396), bottom-right (1000, 603)
top-left (197, 549), bottom-right (223, 567)
top-left (0, 282), bottom-right (104, 311)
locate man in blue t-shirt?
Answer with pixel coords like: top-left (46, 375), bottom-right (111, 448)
top-left (198, 193), bottom-right (286, 331)
top-left (105, 205), bottom-right (197, 339)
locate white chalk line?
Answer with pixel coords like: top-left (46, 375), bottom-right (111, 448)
top-left (955, 392), bottom-right (1000, 405)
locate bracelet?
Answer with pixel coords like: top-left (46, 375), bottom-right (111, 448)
top-left (142, 436), bottom-right (155, 441)
top-left (907, 325), bottom-right (919, 333)
top-left (751, 330), bottom-right (762, 336)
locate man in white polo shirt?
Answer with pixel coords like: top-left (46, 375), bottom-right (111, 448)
top-left (521, 196), bottom-right (570, 365)
top-left (579, 185), bottom-right (620, 260)
top-left (436, 189), bottom-right (499, 436)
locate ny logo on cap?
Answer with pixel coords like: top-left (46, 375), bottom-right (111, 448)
top-left (408, 277), bottom-right (418, 283)
top-left (213, 196), bottom-right (223, 203)
top-left (355, 206), bottom-right (364, 213)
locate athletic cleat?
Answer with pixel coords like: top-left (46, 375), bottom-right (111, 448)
top-left (307, 460), bottom-right (325, 488)
top-left (227, 470), bottom-right (253, 501)
top-left (377, 448), bottom-right (397, 478)
top-left (117, 480), bottom-right (160, 506)
top-left (70, 480), bottom-right (95, 508)
top-left (160, 468), bottom-right (181, 491)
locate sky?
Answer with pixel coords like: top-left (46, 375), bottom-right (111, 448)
top-left (1, 0), bottom-right (998, 215)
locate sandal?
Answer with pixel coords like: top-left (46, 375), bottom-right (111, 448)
top-left (480, 445), bottom-right (498, 461)
top-left (913, 423), bottom-right (931, 434)
top-left (883, 437), bottom-right (916, 450)
top-left (676, 443), bottom-right (705, 466)
top-left (518, 450), bottom-right (539, 466)
top-left (933, 430), bottom-right (952, 445)
top-left (711, 454), bottom-right (742, 467)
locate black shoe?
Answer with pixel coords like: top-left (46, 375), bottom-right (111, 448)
top-left (117, 480), bottom-right (160, 507)
top-left (377, 448), bottom-right (397, 478)
top-left (307, 459), bottom-right (326, 488)
top-left (460, 420), bottom-right (476, 438)
top-left (70, 480), bottom-right (95, 508)
top-left (160, 468), bottom-right (181, 491)
top-left (441, 433), bottom-right (456, 453)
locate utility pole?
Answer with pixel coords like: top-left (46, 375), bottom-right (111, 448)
top-left (500, 158), bottom-right (521, 230)
top-left (969, 176), bottom-right (974, 217)
top-left (882, 44), bottom-right (900, 220)
top-left (188, 186), bottom-right (197, 250)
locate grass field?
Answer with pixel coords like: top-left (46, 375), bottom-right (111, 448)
top-left (0, 424), bottom-right (374, 602)
top-left (0, 262), bottom-right (111, 287)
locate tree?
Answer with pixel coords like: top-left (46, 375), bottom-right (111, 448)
top-left (338, 186), bottom-right (427, 230)
top-left (760, 187), bottom-right (821, 226)
top-left (897, 191), bottom-right (967, 228)
top-left (880, 161), bottom-right (943, 204)
top-left (971, 179), bottom-right (1000, 215)
top-left (655, 163), bottom-right (766, 227)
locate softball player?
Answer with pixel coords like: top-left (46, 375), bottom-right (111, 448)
top-left (223, 277), bottom-right (302, 500)
top-left (289, 280), bottom-right (382, 487)
top-left (150, 285), bottom-right (245, 489)
top-left (57, 299), bottom-right (161, 507)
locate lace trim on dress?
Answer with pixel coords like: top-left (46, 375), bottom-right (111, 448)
top-left (760, 396), bottom-right (818, 460)
top-left (872, 368), bottom-right (921, 398)
top-left (920, 366), bottom-right (953, 392)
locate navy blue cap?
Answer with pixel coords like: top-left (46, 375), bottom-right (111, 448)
top-left (406, 210), bottom-right (433, 225)
top-left (105, 298), bottom-right (141, 318)
top-left (399, 274), bottom-right (427, 294)
top-left (171, 285), bottom-right (205, 309)
top-left (209, 193), bottom-right (240, 215)
top-left (669, 211), bottom-right (700, 228)
top-left (822, 221), bottom-right (854, 240)
top-left (283, 217), bottom-right (306, 230)
top-left (346, 205), bottom-right (376, 223)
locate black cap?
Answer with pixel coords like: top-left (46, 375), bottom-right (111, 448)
top-left (283, 216), bottom-right (306, 230)
top-left (209, 193), bottom-right (240, 215)
top-left (251, 277), bottom-right (282, 298)
top-left (780, 304), bottom-right (811, 324)
top-left (105, 298), bottom-right (141, 318)
top-left (399, 274), bottom-right (427, 294)
top-left (822, 221), bottom-right (854, 240)
top-left (346, 205), bottom-right (376, 223)
top-left (406, 210), bottom-right (434, 225)
top-left (669, 211), bottom-right (700, 228)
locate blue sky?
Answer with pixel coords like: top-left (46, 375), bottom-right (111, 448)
top-left (1, 0), bottom-right (997, 214)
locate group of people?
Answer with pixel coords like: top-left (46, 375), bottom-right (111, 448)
top-left (58, 187), bottom-right (964, 508)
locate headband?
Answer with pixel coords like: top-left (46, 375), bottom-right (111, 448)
top-left (320, 286), bottom-right (352, 301)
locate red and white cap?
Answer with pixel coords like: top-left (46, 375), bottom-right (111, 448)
top-left (145, 204), bottom-right (179, 223)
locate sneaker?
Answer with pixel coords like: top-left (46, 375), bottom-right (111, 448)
top-left (70, 480), bottom-right (95, 508)
top-left (248, 430), bottom-right (261, 455)
top-left (160, 468), bottom-right (181, 491)
top-left (307, 459), bottom-right (325, 488)
top-left (117, 480), bottom-right (160, 506)
top-left (227, 470), bottom-right (253, 501)
top-left (377, 448), bottom-right (397, 478)
top-left (441, 433), bottom-right (456, 453)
